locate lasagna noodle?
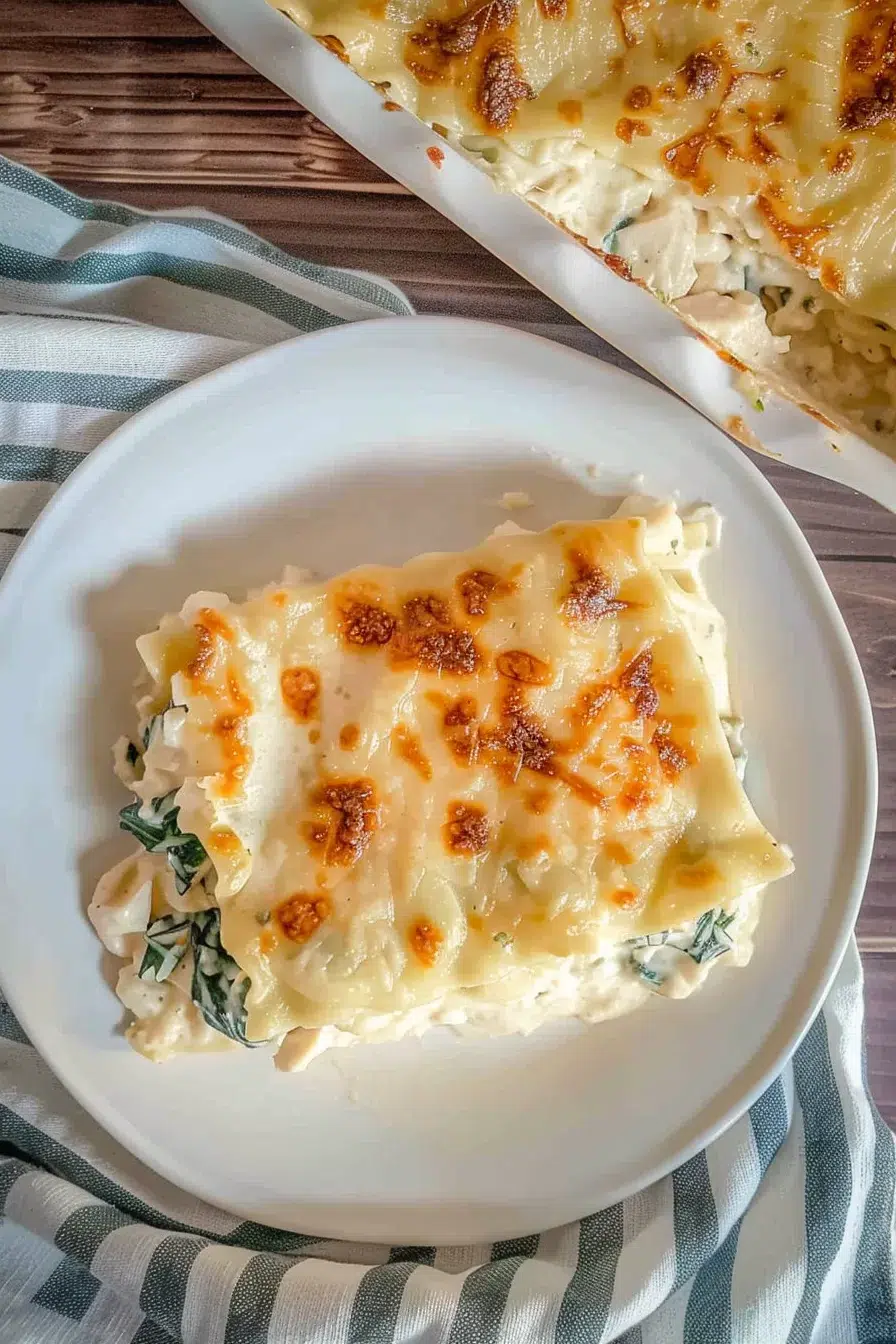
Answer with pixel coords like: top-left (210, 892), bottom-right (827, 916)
top-left (106, 506), bottom-right (791, 1049)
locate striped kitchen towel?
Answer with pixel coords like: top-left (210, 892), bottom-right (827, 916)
top-left (0, 156), bottom-right (893, 1344)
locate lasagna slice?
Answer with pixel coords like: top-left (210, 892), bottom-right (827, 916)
top-left (90, 500), bottom-right (792, 1070)
top-left (271, 0), bottom-right (896, 458)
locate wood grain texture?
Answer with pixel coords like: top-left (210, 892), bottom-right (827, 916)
top-left (3, 0), bottom-right (895, 1125)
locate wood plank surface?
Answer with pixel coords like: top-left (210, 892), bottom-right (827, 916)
top-left (3, 0), bottom-right (895, 1126)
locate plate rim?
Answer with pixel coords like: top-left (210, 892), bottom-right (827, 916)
top-left (0, 316), bottom-right (879, 1243)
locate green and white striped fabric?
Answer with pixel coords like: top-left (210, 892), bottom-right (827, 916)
top-left (0, 156), bottom-right (893, 1344)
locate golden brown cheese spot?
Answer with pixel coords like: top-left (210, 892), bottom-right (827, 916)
top-left (821, 259), bottom-right (845, 295)
top-left (562, 549), bottom-right (628, 624)
top-left (525, 786), bottom-right (554, 815)
top-left (569, 683), bottom-right (613, 747)
top-left (393, 593), bottom-right (480, 675)
top-left (538, 0), bottom-right (567, 16)
top-left (409, 918), bottom-right (443, 968)
top-left (828, 144), bottom-right (855, 174)
top-left (310, 778), bottom-right (378, 867)
top-left (210, 708), bottom-right (252, 798)
top-left (281, 666), bottom-right (320, 722)
top-left (404, 593), bottom-right (453, 627)
top-left (259, 928), bottom-right (277, 956)
top-left (318, 33), bottom-right (350, 62)
top-left (207, 827), bottom-right (242, 855)
top-left (516, 832), bottom-right (552, 860)
top-left (757, 195), bottom-right (830, 269)
top-left (405, 0), bottom-right (515, 87)
top-left (682, 48), bottom-right (722, 98)
top-left (487, 692), bottom-right (557, 777)
top-left (186, 608), bottom-right (233, 684)
top-left (269, 590), bottom-right (288, 609)
top-left (444, 800), bottom-right (490, 854)
top-left (457, 567), bottom-right (509, 617)
top-left (392, 723), bottom-right (433, 780)
top-left (558, 97), bottom-right (583, 124)
top-left (616, 117), bottom-right (651, 143)
top-left (664, 130), bottom-right (713, 192)
top-left (653, 721), bottom-right (691, 778)
top-left (496, 649), bottom-right (553, 685)
top-left (675, 858), bottom-right (720, 889)
top-left (383, 98), bottom-right (402, 111)
top-left (620, 775), bottom-right (655, 813)
top-left (618, 649), bottom-right (660, 720)
top-left (601, 252), bottom-right (634, 280)
top-left (427, 145), bottom-right (446, 167)
top-left (339, 722), bottom-right (361, 750)
top-left (467, 912), bottom-right (484, 932)
top-left (477, 45), bottom-right (534, 131)
top-left (336, 595), bottom-right (396, 649)
top-left (841, 8), bottom-right (896, 131)
top-left (611, 888), bottom-right (638, 909)
top-left (276, 894), bottom-right (331, 942)
top-left (604, 840), bottom-right (632, 865)
top-left (749, 130), bottom-right (779, 165)
top-left (437, 694), bottom-right (481, 765)
top-left (626, 84), bottom-right (651, 110)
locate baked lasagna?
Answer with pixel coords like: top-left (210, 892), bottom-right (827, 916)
top-left (271, 0), bottom-right (896, 458)
top-left (90, 500), bottom-right (792, 1069)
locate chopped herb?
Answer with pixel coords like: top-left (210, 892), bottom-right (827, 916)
top-left (670, 538), bottom-right (679, 552)
top-left (493, 931), bottom-right (513, 948)
top-left (802, 296), bottom-right (816, 312)
top-left (744, 40), bottom-right (759, 60)
top-left (602, 215), bottom-right (635, 255)
top-left (190, 908), bottom-right (261, 1045)
top-left (119, 791), bottom-right (208, 895)
top-left (139, 913), bottom-right (192, 982)
top-left (874, 418), bottom-right (885, 433)
top-left (753, 397), bottom-right (765, 412)
top-left (125, 741), bottom-right (141, 767)
top-left (255, 909), bottom-right (271, 926)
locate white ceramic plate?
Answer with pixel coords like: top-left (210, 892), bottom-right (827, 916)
top-left (179, 0), bottom-right (896, 513)
top-left (0, 319), bottom-right (877, 1245)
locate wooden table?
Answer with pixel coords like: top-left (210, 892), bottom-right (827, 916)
top-left (4, 0), bottom-right (895, 1123)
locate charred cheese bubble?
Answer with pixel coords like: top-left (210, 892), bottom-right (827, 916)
top-left (270, 0), bottom-right (896, 455)
top-left (89, 499), bottom-right (792, 1069)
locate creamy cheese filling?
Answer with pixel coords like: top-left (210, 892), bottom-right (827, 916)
top-left (89, 498), bottom-right (782, 1070)
top-left (457, 134), bottom-right (896, 450)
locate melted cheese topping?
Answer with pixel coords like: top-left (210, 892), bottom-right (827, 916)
top-left (278, 0), bottom-right (896, 325)
top-left (90, 500), bottom-right (792, 1066)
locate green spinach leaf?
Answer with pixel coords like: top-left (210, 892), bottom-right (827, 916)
top-left (629, 906), bottom-right (735, 989)
top-left (119, 791), bottom-right (208, 895)
top-left (139, 913), bottom-right (192, 982)
top-left (687, 908), bottom-right (735, 964)
top-left (190, 908), bottom-right (261, 1046)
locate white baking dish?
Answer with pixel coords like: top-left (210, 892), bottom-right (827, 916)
top-left (181, 0), bottom-right (896, 511)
